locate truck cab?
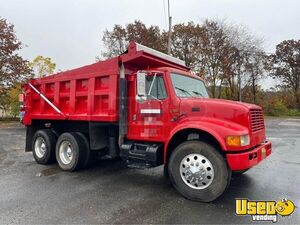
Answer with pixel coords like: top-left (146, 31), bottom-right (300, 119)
top-left (120, 64), bottom-right (271, 201)
top-left (21, 42), bottom-right (272, 202)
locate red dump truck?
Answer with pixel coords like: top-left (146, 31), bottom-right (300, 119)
top-left (21, 42), bottom-right (272, 202)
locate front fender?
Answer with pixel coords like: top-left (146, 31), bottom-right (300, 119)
top-left (165, 117), bottom-right (249, 158)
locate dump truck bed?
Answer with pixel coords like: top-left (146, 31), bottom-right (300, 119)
top-left (22, 42), bottom-right (189, 125)
top-left (23, 57), bottom-right (120, 122)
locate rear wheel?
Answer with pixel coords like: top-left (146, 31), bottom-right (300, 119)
top-left (76, 132), bottom-right (91, 169)
top-left (32, 129), bottom-right (56, 165)
top-left (56, 132), bottom-right (89, 171)
top-left (168, 141), bottom-right (231, 202)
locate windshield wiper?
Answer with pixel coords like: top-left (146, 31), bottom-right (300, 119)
top-left (192, 91), bottom-right (204, 97)
top-left (175, 87), bottom-right (192, 96)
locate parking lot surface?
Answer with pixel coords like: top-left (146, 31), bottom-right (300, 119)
top-left (0, 118), bottom-right (299, 224)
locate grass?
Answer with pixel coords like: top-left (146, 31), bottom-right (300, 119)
top-left (0, 117), bottom-right (20, 122)
top-left (265, 109), bottom-right (300, 117)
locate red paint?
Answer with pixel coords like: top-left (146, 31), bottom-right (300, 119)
top-left (22, 42), bottom-right (272, 171)
top-left (227, 141), bottom-right (272, 170)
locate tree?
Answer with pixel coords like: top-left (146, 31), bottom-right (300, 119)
top-left (0, 89), bottom-right (10, 116)
top-left (30, 56), bottom-right (56, 78)
top-left (217, 22), bottom-right (265, 101)
top-left (100, 19), bottom-right (265, 103)
top-left (126, 21), bottom-right (166, 53)
top-left (7, 84), bottom-right (22, 118)
top-left (101, 25), bottom-right (127, 58)
top-left (101, 20), bottom-right (166, 58)
top-left (169, 22), bottom-right (203, 69)
top-left (196, 20), bottom-right (230, 98)
top-left (244, 50), bottom-right (267, 103)
top-left (0, 17), bottom-right (31, 113)
top-left (270, 40), bottom-right (300, 109)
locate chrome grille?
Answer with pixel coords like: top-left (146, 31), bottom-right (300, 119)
top-left (250, 109), bottom-right (265, 132)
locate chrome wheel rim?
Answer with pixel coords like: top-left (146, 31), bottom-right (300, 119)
top-left (34, 137), bottom-right (47, 158)
top-left (180, 153), bottom-right (214, 189)
top-left (59, 141), bottom-right (73, 165)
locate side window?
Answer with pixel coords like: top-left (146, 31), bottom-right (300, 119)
top-left (145, 75), bottom-right (167, 100)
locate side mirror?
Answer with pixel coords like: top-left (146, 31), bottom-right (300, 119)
top-left (136, 71), bottom-right (147, 102)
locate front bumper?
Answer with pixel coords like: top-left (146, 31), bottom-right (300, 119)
top-left (226, 141), bottom-right (272, 171)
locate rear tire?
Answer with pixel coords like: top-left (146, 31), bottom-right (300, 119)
top-left (76, 132), bottom-right (91, 169)
top-left (32, 129), bottom-right (56, 165)
top-left (55, 132), bottom-right (89, 171)
top-left (168, 141), bottom-right (231, 202)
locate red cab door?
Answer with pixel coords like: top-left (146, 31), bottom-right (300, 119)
top-left (127, 73), bottom-right (171, 142)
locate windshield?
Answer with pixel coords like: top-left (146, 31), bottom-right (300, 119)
top-left (171, 73), bottom-right (209, 98)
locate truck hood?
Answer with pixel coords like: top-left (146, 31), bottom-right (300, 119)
top-left (179, 98), bottom-right (261, 130)
top-left (178, 97), bottom-right (266, 148)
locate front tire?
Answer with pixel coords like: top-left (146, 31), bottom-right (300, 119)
top-left (232, 169), bottom-right (249, 176)
top-left (168, 141), bottom-right (231, 202)
top-left (32, 129), bottom-right (56, 165)
top-left (56, 132), bottom-right (89, 171)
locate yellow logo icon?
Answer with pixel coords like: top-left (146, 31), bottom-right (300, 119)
top-left (236, 198), bottom-right (296, 223)
top-left (275, 198), bottom-right (295, 216)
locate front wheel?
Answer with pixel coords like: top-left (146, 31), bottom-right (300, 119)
top-left (168, 141), bottom-right (231, 202)
top-left (232, 169), bottom-right (249, 176)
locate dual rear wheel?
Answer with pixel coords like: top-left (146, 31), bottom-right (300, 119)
top-left (32, 130), bottom-right (90, 171)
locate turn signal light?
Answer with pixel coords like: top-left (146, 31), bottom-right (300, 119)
top-left (226, 135), bottom-right (250, 147)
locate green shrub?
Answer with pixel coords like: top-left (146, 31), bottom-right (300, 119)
top-left (267, 100), bottom-right (288, 116)
top-left (286, 109), bottom-right (300, 117)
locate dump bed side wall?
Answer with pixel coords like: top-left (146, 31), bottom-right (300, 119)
top-left (24, 58), bottom-right (120, 123)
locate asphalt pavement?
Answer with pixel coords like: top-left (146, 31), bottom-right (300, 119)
top-left (0, 118), bottom-right (299, 224)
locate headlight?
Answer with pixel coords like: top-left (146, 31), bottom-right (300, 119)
top-left (226, 135), bottom-right (250, 147)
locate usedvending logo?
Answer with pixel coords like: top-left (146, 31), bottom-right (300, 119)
top-left (235, 198), bottom-right (296, 223)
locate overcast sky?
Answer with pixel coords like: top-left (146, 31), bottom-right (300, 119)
top-left (1, 0), bottom-right (300, 87)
